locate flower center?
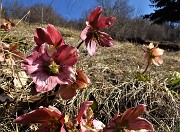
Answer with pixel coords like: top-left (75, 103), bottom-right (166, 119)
top-left (149, 51), bottom-right (155, 59)
top-left (49, 61), bottom-right (60, 74)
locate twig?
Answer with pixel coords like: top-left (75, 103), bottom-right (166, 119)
top-left (1, 10), bottom-right (30, 41)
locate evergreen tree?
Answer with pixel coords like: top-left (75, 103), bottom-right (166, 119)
top-left (144, 0), bottom-right (180, 24)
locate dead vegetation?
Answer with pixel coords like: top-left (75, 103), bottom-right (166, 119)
top-left (0, 21), bottom-right (179, 132)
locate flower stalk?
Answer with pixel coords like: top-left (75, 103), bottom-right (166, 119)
top-left (77, 40), bottom-right (84, 49)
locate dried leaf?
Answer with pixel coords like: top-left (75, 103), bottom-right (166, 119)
top-left (2, 68), bottom-right (13, 76)
top-left (0, 88), bottom-right (13, 103)
top-left (13, 71), bottom-right (28, 88)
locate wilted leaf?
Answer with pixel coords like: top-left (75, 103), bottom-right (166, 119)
top-left (2, 68), bottom-right (13, 76)
top-left (0, 88), bottom-right (13, 103)
top-left (75, 70), bottom-right (91, 89)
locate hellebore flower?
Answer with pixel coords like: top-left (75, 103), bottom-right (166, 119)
top-left (14, 106), bottom-right (66, 132)
top-left (0, 18), bottom-right (15, 31)
top-left (57, 69), bottom-right (91, 100)
top-left (0, 42), bottom-right (24, 65)
top-left (144, 43), bottom-right (164, 66)
top-left (104, 104), bottom-right (154, 132)
top-left (80, 6), bottom-right (116, 56)
top-left (77, 101), bottom-right (105, 132)
top-left (21, 44), bottom-right (78, 93)
top-left (34, 24), bottom-right (64, 56)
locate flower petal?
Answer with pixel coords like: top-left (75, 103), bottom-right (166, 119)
top-left (93, 119), bottom-right (105, 130)
top-left (35, 27), bottom-right (52, 45)
top-left (55, 45), bottom-right (78, 66)
top-left (77, 101), bottom-right (93, 123)
top-left (21, 51), bottom-right (40, 74)
top-left (80, 26), bottom-right (91, 41)
top-left (74, 70), bottom-right (91, 89)
top-left (88, 6), bottom-right (102, 29)
top-left (85, 39), bottom-right (97, 56)
top-left (47, 24), bottom-right (64, 47)
top-left (152, 57), bottom-right (163, 66)
top-left (33, 74), bottom-right (59, 92)
top-left (152, 48), bottom-right (164, 56)
top-left (58, 66), bottom-right (76, 84)
top-left (98, 32), bottom-right (113, 47)
top-left (147, 43), bottom-right (154, 49)
top-left (97, 17), bottom-right (116, 29)
top-left (14, 106), bottom-right (61, 125)
top-left (121, 104), bottom-right (146, 122)
top-left (45, 44), bottom-right (57, 56)
top-left (36, 124), bottom-right (50, 132)
top-left (127, 117), bottom-right (154, 132)
top-left (58, 84), bottom-right (76, 100)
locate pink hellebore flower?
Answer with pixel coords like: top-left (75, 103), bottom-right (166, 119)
top-left (0, 18), bottom-right (15, 31)
top-left (34, 24), bottom-right (64, 56)
top-left (144, 43), bottom-right (164, 66)
top-left (77, 101), bottom-right (105, 132)
top-left (104, 104), bottom-right (154, 132)
top-left (21, 44), bottom-right (78, 93)
top-left (58, 69), bottom-right (91, 100)
top-left (14, 106), bottom-right (66, 132)
top-left (80, 6), bottom-right (116, 56)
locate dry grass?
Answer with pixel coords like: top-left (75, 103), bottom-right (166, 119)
top-left (0, 21), bottom-right (179, 132)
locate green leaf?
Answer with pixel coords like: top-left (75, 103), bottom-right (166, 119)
top-left (89, 93), bottom-right (98, 112)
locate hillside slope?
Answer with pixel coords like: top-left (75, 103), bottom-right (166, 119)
top-left (0, 22), bottom-right (179, 132)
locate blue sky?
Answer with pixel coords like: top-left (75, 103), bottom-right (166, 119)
top-left (3, 0), bottom-right (154, 19)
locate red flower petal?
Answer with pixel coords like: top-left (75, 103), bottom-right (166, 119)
top-left (98, 32), bottom-right (113, 47)
top-left (47, 24), bottom-right (64, 47)
top-left (36, 124), bottom-right (50, 132)
top-left (77, 101), bottom-right (93, 123)
top-left (97, 17), bottom-right (116, 29)
top-left (55, 45), bottom-right (78, 66)
top-left (127, 117), bottom-right (154, 132)
top-left (35, 27), bottom-right (52, 45)
top-left (75, 70), bottom-right (91, 89)
top-left (57, 70), bottom-right (90, 100)
top-left (34, 31), bottom-right (45, 46)
top-left (58, 84), bottom-right (76, 100)
top-left (58, 66), bottom-right (76, 84)
top-left (121, 104), bottom-right (146, 122)
top-left (14, 106), bottom-right (62, 125)
top-left (88, 6), bottom-right (102, 29)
